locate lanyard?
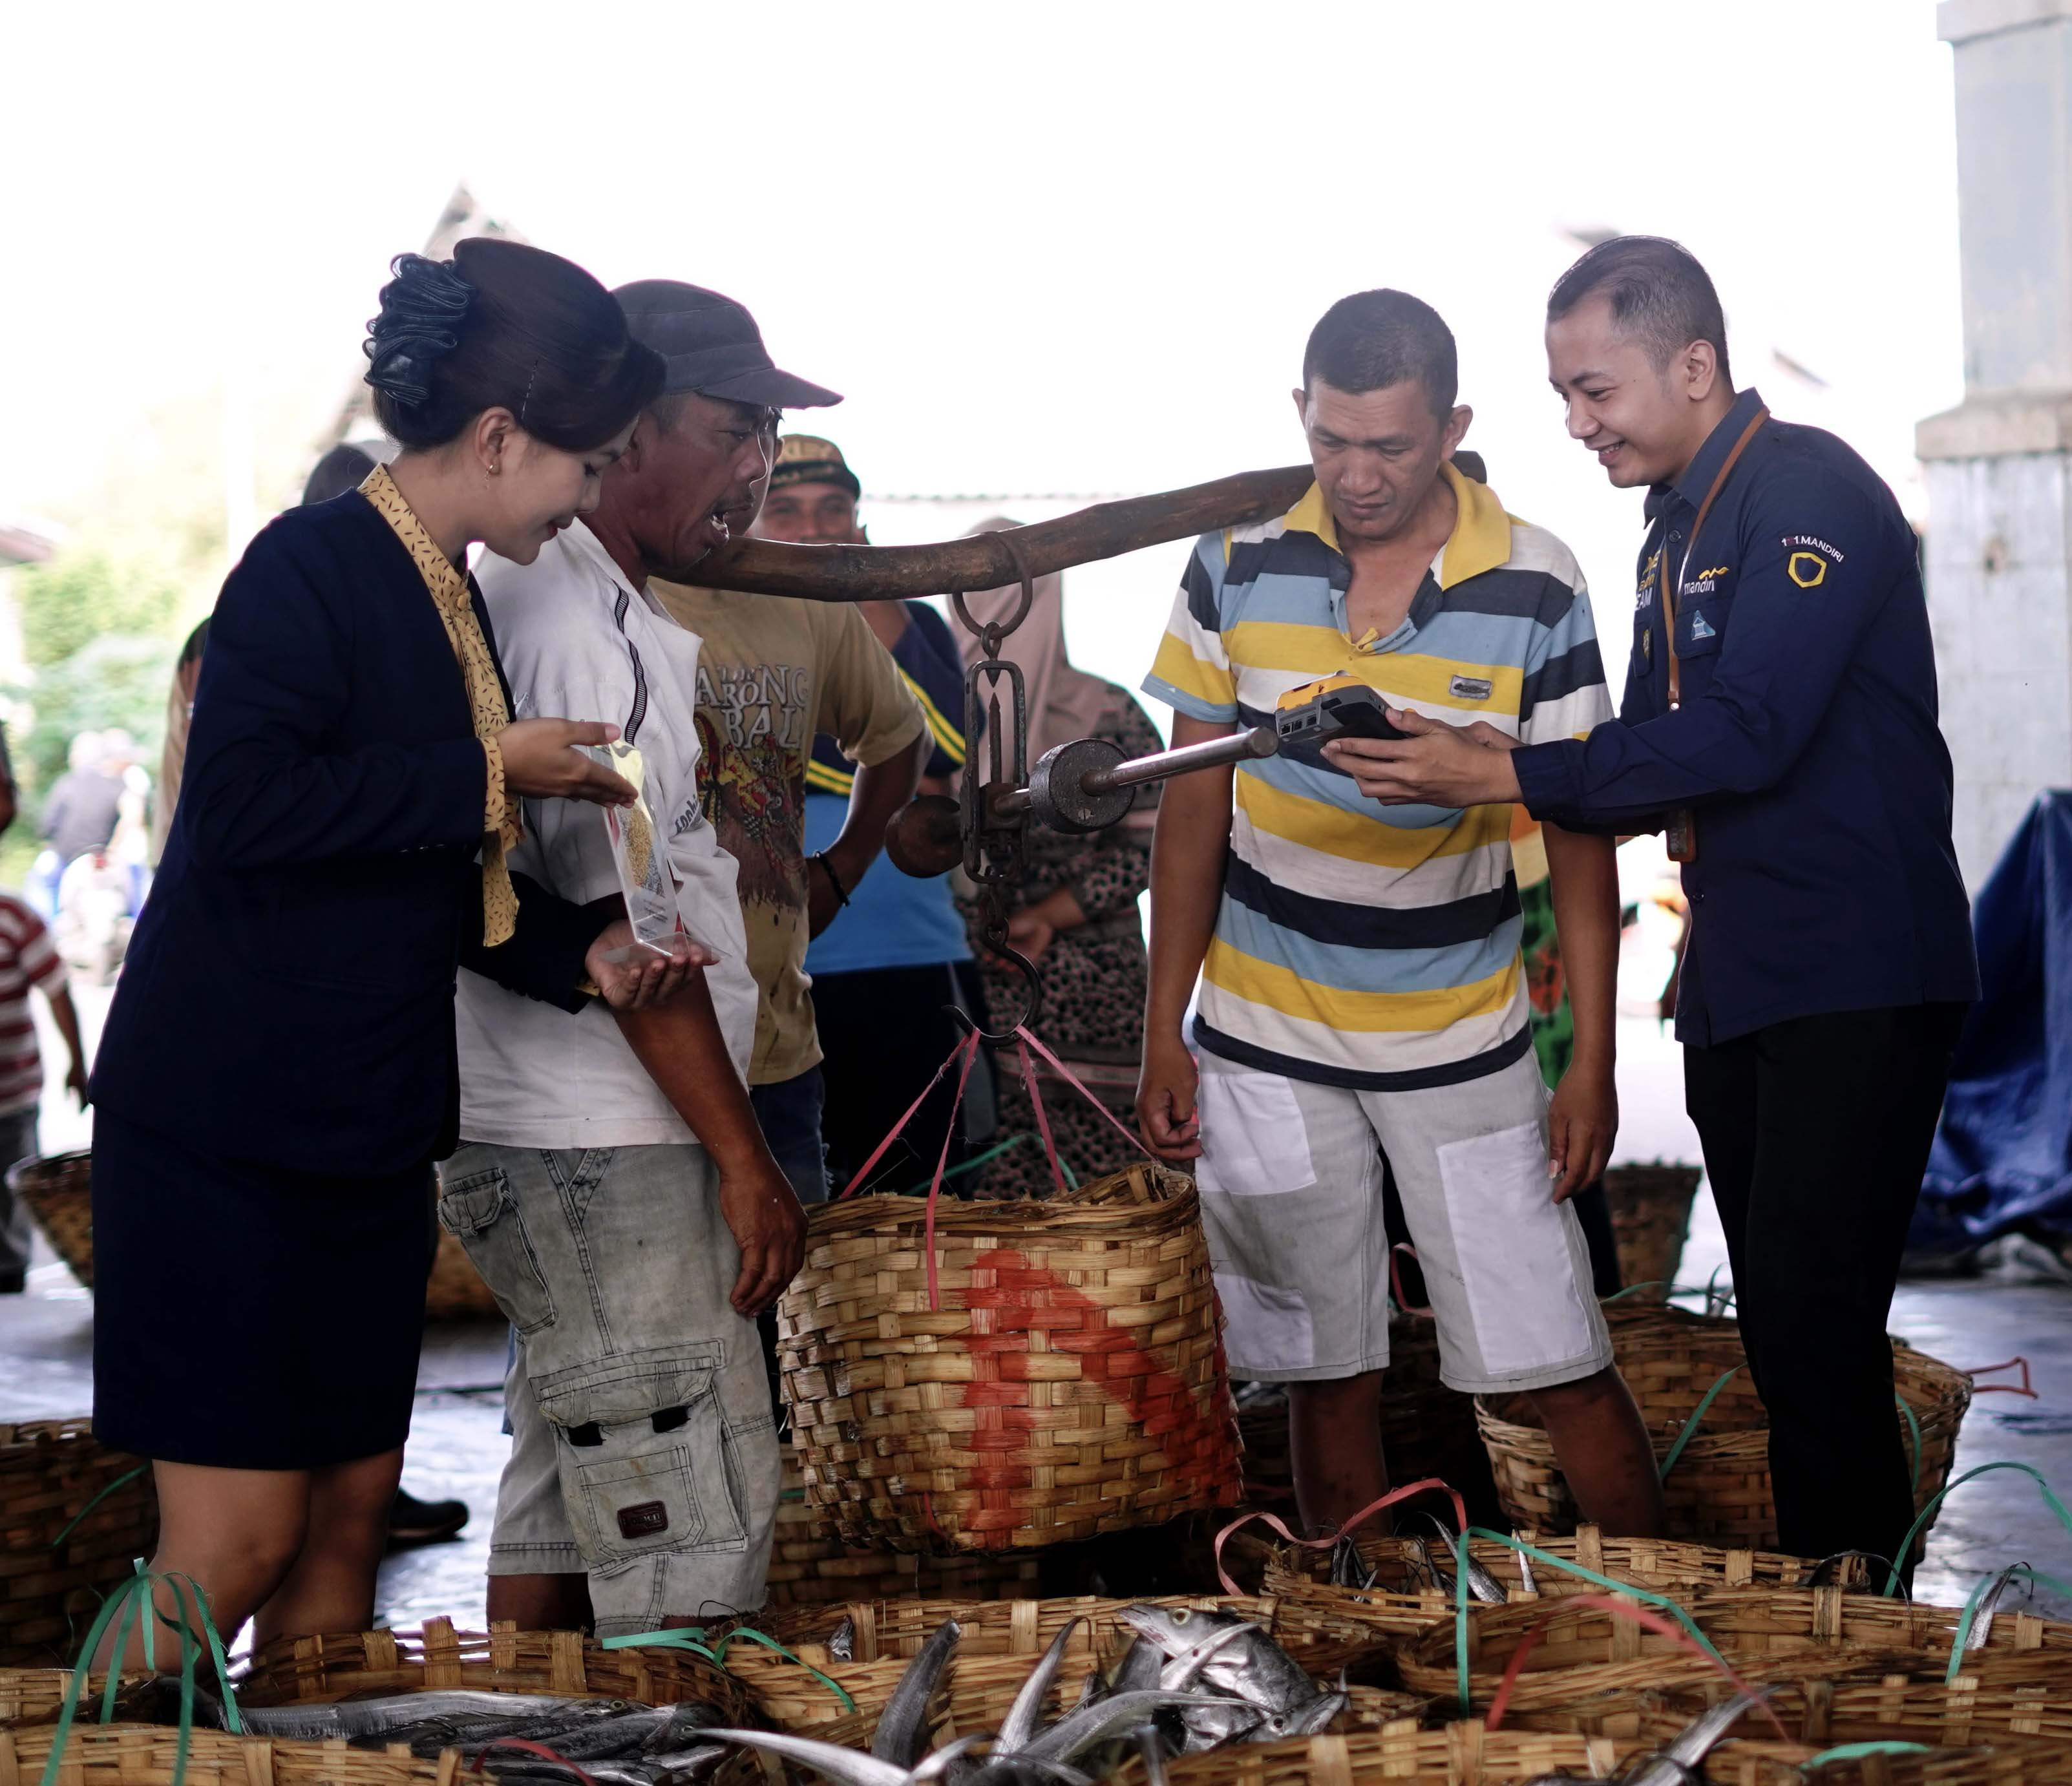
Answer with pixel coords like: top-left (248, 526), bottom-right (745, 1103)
top-left (1657, 406), bottom-right (1768, 710)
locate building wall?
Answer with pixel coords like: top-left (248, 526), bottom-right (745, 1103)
top-left (1924, 454), bottom-right (2072, 885)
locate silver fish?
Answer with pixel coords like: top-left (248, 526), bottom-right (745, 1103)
top-left (1516, 1545), bottom-right (1537, 1597)
top-left (227, 1691), bottom-right (640, 1747)
top-left (1965, 1564), bottom-right (2032, 1650)
top-left (1108, 1637), bottom-right (1163, 1696)
top-left (1620, 1688), bottom-right (1774, 1786)
top-left (699, 1729), bottom-right (940, 1786)
top-left (1132, 1725), bottom-right (1169, 1786)
top-left (1328, 1533), bottom-right (1377, 1591)
top-left (1114, 1604), bottom-right (1321, 1722)
top-left (1020, 1692), bottom-right (1247, 1767)
top-left (1156, 1622), bottom-right (1258, 1692)
top-left (830, 1615), bottom-right (857, 1664)
top-left (1242, 1690), bottom-right (1348, 1743)
top-left (996, 1617), bottom-right (1082, 1754)
top-left (872, 1616), bottom-right (963, 1768)
top-left (1417, 1514), bottom-right (1507, 1605)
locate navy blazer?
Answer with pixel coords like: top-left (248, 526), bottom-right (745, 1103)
top-left (91, 494), bottom-right (606, 1176)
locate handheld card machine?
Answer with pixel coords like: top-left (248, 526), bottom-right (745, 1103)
top-left (1273, 673), bottom-right (1408, 770)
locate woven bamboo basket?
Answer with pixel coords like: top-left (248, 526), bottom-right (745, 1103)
top-left (775, 1163), bottom-right (1242, 1553)
top-left (0, 1420), bottom-right (158, 1668)
top-left (1263, 1524), bottom-right (1869, 1632)
top-left (1115, 1719), bottom-right (1623, 1785)
top-left (1606, 1672), bottom-right (2072, 1749)
top-left (1394, 1587), bottom-right (2072, 1719)
top-left (741, 1594), bottom-right (1383, 1731)
top-left (0, 1723), bottom-right (460, 1785)
top-left (236, 1617), bottom-right (753, 1727)
top-left (0, 1669), bottom-right (142, 1727)
top-left (1600, 1162), bottom-right (1704, 1296)
top-left (766, 1446), bottom-right (1039, 1606)
top-left (1, 1150), bottom-right (498, 1323)
top-left (5, 1151), bottom-right (92, 1288)
top-left (1475, 1307), bottom-right (1971, 1556)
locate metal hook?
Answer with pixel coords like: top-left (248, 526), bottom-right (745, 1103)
top-left (949, 940), bottom-right (1044, 1045)
top-left (948, 530), bottom-right (1038, 644)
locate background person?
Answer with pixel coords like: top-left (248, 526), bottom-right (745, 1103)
top-left (85, 239), bottom-right (699, 1662)
top-left (0, 891), bottom-right (87, 1294)
top-left (957, 525), bottom-right (1163, 1197)
top-left (776, 435), bottom-right (991, 1195)
top-left (1334, 237), bottom-right (1976, 1571)
top-left (1135, 289), bottom-right (1661, 1540)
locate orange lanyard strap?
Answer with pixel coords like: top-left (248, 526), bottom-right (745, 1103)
top-left (1658, 407), bottom-right (1768, 709)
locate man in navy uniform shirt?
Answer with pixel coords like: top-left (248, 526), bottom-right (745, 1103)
top-left (1326, 236), bottom-right (1977, 1574)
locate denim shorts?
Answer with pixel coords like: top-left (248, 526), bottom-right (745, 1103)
top-left (439, 1142), bottom-right (779, 1634)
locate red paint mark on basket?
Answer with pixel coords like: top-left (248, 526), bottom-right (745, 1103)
top-left (938, 1247), bottom-right (1240, 1538)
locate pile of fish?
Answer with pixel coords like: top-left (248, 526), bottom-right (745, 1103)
top-left (1330, 1513), bottom-right (1512, 1602)
top-left (707, 1602), bottom-right (1349, 1785)
top-left (134, 1681), bottom-right (732, 1784)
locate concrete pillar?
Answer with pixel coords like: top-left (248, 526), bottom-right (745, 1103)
top-left (1918, 0), bottom-right (2072, 887)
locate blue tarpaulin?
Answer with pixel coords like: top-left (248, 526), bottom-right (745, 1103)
top-left (1910, 790), bottom-right (2072, 1252)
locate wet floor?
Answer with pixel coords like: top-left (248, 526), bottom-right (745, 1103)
top-left (6, 1014), bottom-right (2069, 1634)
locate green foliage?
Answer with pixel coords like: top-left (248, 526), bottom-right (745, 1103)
top-left (16, 552), bottom-right (185, 671)
top-left (21, 634), bottom-right (177, 812)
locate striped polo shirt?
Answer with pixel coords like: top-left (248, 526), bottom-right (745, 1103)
top-left (1142, 463), bottom-right (1611, 1089)
top-left (0, 893), bottom-right (64, 1118)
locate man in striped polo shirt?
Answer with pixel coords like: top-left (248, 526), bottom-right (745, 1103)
top-left (1137, 289), bottom-right (1662, 1537)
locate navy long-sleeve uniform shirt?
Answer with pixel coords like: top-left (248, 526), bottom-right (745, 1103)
top-left (91, 494), bottom-right (608, 1176)
top-left (1512, 387), bottom-right (1977, 1046)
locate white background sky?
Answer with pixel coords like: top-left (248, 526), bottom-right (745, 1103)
top-left (4, 0), bottom-right (1963, 704)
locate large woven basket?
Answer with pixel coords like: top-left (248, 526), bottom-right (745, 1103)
top-left (1394, 1586), bottom-right (2072, 1719)
top-left (0, 1723), bottom-right (458, 1785)
top-left (1475, 1304), bottom-right (1971, 1556)
top-left (1260, 1524), bottom-right (1869, 1638)
top-left (743, 1593), bottom-right (1383, 1732)
top-left (776, 1163), bottom-right (1242, 1553)
top-left (1605, 1672), bottom-right (2072, 1748)
top-left (236, 1617), bottom-right (753, 1728)
top-left (1600, 1161), bottom-right (1704, 1296)
top-left (0, 1668), bottom-right (141, 1727)
top-left (5, 1151), bottom-right (92, 1288)
top-left (0, 1420), bottom-right (158, 1667)
top-left (766, 1445), bottom-right (1039, 1606)
top-left (3, 1150), bottom-right (498, 1323)
top-left (1236, 1309), bottom-right (1491, 1514)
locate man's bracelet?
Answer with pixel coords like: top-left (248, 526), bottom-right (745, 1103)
top-left (811, 851), bottom-right (851, 908)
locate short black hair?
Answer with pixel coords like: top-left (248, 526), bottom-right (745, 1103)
top-left (302, 443), bottom-right (376, 506)
top-left (1302, 289), bottom-right (1457, 417)
top-left (1547, 235), bottom-right (1732, 384)
top-left (364, 238), bottom-right (665, 454)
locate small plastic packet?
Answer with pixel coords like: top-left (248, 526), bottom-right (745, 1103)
top-left (585, 740), bottom-right (703, 963)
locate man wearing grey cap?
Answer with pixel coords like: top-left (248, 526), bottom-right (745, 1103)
top-left (644, 304), bottom-right (928, 1223)
top-left (454, 281), bottom-right (840, 1632)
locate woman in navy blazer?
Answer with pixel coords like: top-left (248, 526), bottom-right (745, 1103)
top-left (88, 240), bottom-right (703, 1657)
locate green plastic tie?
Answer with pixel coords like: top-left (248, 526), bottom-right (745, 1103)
top-left (1884, 1460), bottom-right (2072, 1599)
top-left (1799, 1741), bottom-right (1932, 1769)
top-left (48, 1465), bottom-right (147, 1553)
top-left (1448, 1526), bottom-right (1727, 1714)
top-left (602, 1625), bottom-right (856, 1716)
top-left (1895, 1393), bottom-right (1923, 1496)
top-left (41, 1565), bottom-right (242, 1786)
top-left (1603, 1282), bottom-right (1670, 1303)
top-left (894, 1132), bottom-right (1030, 1198)
top-left (1942, 1564), bottom-right (2072, 1685)
top-left (1658, 1366), bottom-right (1742, 1482)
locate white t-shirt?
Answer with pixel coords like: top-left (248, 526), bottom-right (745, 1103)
top-left (457, 521), bottom-right (758, 1148)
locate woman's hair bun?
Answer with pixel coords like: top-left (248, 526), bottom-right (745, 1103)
top-left (360, 238), bottom-right (663, 454)
top-left (363, 255), bottom-right (476, 411)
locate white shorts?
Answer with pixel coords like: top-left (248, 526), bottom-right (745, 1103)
top-left (1194, 1045), bottom-right (1611, 1394)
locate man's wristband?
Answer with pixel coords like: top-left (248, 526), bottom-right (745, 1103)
top-left (812, 851), bottom-right (851, 909)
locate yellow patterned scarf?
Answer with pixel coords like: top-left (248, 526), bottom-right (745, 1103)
top-left (358, 463), bottom-right (522, 945)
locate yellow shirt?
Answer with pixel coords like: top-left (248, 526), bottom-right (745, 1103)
top-left (650, 583), bottom-right (925, 1084)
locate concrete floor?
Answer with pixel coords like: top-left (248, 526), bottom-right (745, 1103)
top-left (6, 1013), bottom-right (2070, 1636)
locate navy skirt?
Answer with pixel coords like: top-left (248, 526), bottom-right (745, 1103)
top-left (90, 1109), bottom-right (434, 1470)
